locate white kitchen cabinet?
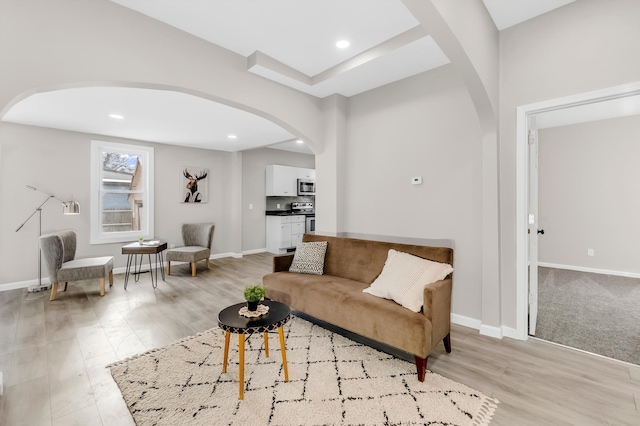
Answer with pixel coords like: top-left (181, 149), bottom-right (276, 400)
top-left (297, 168), bottom-right (316, 179)
top-left (266, 215), bottom-right (306, 254)
top-left (266, 165), bottom-right (298, 196)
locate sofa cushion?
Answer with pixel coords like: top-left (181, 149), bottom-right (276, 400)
top-left (301, 234), bottom-right (453, 284)
top-left (263, 271), bottom-right (433, 357)
top-left (289, 241), bottom-right (328, 275)
top-left (363, 249), bottom-right (453, 312)
top-left (165, 246), bottom-right (210, 263)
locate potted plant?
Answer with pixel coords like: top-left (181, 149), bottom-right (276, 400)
top-left (244, 285), bottom-right (266, 311)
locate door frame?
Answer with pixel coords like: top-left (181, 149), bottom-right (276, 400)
top-left (515, 81), bottom-right (640, 340)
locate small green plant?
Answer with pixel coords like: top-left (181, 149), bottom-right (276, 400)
top-left (139, 236), bottom-right (144, 242)
top-left (244, 285), bottom-right (266, 302)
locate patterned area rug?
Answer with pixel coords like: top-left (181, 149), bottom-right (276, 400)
top-left (109, 317), bottom-right (498, 425)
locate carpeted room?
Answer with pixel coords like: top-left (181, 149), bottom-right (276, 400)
top-left (534, 114), bottom-right (640, 365)
top-left (2, 1), bottom-right (640, 425)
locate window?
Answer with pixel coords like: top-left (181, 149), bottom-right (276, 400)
top-left (91, 140), bottom-right (154, 244)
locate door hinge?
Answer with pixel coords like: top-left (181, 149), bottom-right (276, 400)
top-left (528, 130), bottom-right (535, 145)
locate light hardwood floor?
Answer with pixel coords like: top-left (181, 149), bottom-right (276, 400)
top-left (0, 253), bottom-right (638, 425)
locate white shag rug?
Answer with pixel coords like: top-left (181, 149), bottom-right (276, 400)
top-left (109, 316), bottom-right (498, 425)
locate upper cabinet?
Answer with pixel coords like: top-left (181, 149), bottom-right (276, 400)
top-left (266, 164), bottom-right (315, 196)
top-left (266, 165), bottom-right (298, 196)
top-left (297, 168), bottom-right (315, 179)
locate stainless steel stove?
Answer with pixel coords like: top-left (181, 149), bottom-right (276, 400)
top-left (291, 202), bottom-right (315, 234)
top-left (291, 202), bottom-right (313, 214)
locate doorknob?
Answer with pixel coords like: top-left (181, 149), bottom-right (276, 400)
top-left (537, 229), bottom-right (545, 235)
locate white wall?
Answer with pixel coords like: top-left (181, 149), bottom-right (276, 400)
top-left (538, 115), bottom-right (640, 273)
top-left (0, 0), bottom-right (324, 152)
top-left (499, 0), bottom-right (640, 328)
top-left (241, 148), bottom-right (315, 251)
top-left (6, 0), bottom-right (637, 332)
top-left (0, 123), bottom-right (236, 286)
top-left (344, 65), bottom-right (483, 320)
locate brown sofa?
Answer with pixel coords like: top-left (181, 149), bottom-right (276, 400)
top-left (263, 234), bottom-right (453, 381)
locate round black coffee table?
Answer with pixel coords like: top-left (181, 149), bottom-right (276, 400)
top-left (217, 299), bottom-right (291, 400)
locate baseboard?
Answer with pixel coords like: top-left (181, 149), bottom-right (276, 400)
top-left (242, 248), bottom-right (267, 255)
top-left (0, 279), bottom-right (44, 292)
top-left (450, 313), bottom-right (481, 330)
top-left (210, 252), bottom-right (243, 259)
top-left (0, 253), bottom-right (248, 292)
top-left (539, 262), bottom-right (640, 279)
top-left (451, 314), bottom-right (520, 340)
top-left (501, 326), bottom-right (520, 340)
top-left (479, 324), bottom-right (503, 339)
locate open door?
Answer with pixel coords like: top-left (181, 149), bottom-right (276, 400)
top-left (528, 127), bottom-right (539, 336)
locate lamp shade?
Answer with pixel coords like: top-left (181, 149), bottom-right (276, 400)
top-left (63, 200), bottom-right (80, 215)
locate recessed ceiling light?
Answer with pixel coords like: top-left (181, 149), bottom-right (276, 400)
top-left (336, 40), bottom-right (350, 49)
top-left (227, 134), bottom-right (237, 139)
top-left (296, 139), bottom-right (304, 144)
top-left (109, 114), bottom-right (124, 120)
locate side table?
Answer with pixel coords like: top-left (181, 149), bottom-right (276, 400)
top-left (121, 241), bottom-right (168, 289)
top-left (217, 300), bottom-right (291, 400)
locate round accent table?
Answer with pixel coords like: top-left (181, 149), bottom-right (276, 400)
top-left (217, 300), bottom-right (291, 400)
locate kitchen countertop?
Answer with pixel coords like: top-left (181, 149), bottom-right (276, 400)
top-left (266, 211), bottom-right (315, 217)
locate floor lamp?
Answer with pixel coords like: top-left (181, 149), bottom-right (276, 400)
top-left (15, 185), bottom-right (80, 292)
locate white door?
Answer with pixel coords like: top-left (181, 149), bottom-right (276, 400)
top-left (528, 128), bottom-right (539, 335)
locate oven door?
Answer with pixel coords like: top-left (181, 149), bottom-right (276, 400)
top-left (297, 179), bottom-right (316, 195)
top-left (305, 216), bottom-right (315, 234)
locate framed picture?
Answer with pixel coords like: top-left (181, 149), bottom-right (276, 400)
top-left (180, 167), bottom-right (208, 203)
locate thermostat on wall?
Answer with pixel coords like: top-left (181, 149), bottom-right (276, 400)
top-left (411, 177), bottom-right (423, 185)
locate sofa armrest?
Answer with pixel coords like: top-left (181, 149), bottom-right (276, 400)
top-left (273, 254), bottom-right (295, 272)
top-left (422, 277), bottom-right (452, 344)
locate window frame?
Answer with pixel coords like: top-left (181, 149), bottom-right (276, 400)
top-left (90, 140), bottom-right (154, 245)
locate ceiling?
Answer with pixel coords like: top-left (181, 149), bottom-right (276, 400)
top-left (2, 0), bottom-right (580, 153)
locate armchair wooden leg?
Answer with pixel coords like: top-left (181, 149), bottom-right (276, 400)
top-left (415, 356), bottom-right (427, 382)
top-left (443, 333), bottom-right (451, 353)
top-left (206, 258), bottom-right (210, 269)
top-left (50, 282), bottom-right (58, 301)
top-left (100, 277), bottom-right (105, 296)
top-left (63, 282), bottom-right (68, 292)
top-left (109, 270), bottom-right (114, 287)
top-left (167, 261), bottom-right (171, 275)
top-left (191, 262), bottom-right (196, 277)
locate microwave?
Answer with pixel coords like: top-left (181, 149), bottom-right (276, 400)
top-left (297, 179), bottom-right (316, 195)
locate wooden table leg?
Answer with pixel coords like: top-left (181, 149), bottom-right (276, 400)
top-left (278, 326), bottom-right (289, 382)
top-left (264, 331), bottom-right (269, 357)
top-left (222, 332), bottom-right (230, 373)
top-left (238, 333), bottom-right (245, 400)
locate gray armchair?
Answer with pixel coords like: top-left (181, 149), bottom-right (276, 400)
top-left (39, 230), bottom-right (114, 301)
top-left (166, 223), bottom-right (215, 277)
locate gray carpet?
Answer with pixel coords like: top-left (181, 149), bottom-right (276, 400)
top-left (535, 267), bottom-right (640, 364)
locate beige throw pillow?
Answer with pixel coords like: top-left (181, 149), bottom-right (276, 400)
top-left (289, 241), bottom-right (328, 275)
top-left (363, 249), bottom-right (453, 312)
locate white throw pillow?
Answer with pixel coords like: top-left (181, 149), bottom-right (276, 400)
top-left (363, 249), bottom-right (453, 312)
top-left (289, 241), bottom-right (328, 275)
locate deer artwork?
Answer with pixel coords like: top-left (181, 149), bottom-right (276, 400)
top-left (183, 168), bottom-right (208, 202)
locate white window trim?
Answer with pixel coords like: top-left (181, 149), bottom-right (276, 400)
top-left (90, 140), bottom-right (154, 245)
